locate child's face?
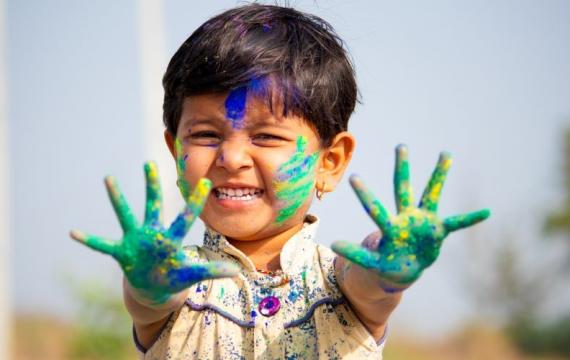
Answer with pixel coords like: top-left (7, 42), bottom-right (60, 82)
top-left (167, 92), bottom-right (323, 241)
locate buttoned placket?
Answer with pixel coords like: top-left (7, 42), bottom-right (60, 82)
top-left (203, 217), bottom-right (320, 358)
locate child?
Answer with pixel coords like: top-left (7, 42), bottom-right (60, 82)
top-left (71, 4), bottom-right (489, 359)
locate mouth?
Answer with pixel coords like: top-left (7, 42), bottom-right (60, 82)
top-left (214, 187), bottom-right (265, 201)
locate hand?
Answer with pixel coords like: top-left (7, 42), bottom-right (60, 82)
top-left (332, 145), bottom-right (490, 289)
top-left (70, 162), bottom-right (239, 304)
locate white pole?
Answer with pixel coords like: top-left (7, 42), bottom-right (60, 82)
top-left (136, 0), bottom-right (182, 221)
top-left (0, 0), bottom-right (10, 356)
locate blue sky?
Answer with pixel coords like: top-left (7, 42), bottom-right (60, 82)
top-left (7, 0), bottom-right (570, 336)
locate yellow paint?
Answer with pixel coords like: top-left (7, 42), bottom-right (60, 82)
top-left (429, 183), bottom-right (442, 200)
top-left (148, 162), bottom-right (158, 178)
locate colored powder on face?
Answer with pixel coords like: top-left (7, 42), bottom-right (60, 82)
top-left (175, 138), bottom-right (191, 200)
top-left (273, 136), bottom-right (319, 224)
top-left (225, 86), bottom-right (248, 129)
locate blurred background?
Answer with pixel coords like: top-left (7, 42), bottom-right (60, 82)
top-left (1, 0), bottom-right (570, 359)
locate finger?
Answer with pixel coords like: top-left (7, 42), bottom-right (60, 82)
top-left (362, 231), bottom-right (382, 250)
top-left (394, 144), bottom-right (414, 212)
top-left (70, 230), bottom-right (119, 258)
top-left (175, 138), bottom-right (191, 200)
top-left (419, 152), bottom-right (452, 212)
top-left (349, 174), bottom-right (391, 233)
top-left (105, 176), bottom-right (139, 232)
top-left (167, 178), bottom-right (212, 241)
top-left (167, 261), bottom-right (240, 292)
top-left (331, 240), bottom-right (381, 270)
top-left (143, 162), bottom-right (163, 228)
top-left (443, 209), bottom-right (491, 233)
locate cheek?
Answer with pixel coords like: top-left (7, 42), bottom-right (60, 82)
top-left (183, 149), bottom-right (216, 180)
top-left (271, 149), bottom-right (319, 223)
top-left (176, 145), bottom-right (217, 199)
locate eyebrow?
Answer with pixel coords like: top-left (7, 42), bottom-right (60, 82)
top-left (187, 118), bottom-right (219, 126)
top-left (185, 116), bottom-right (290, 130)
top-left (181, 117), bottom-right (225, 130)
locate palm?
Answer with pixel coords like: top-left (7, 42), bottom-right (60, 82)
top-left (332, 145), bottom-right (490, 287)
top-left (71, 162), bottom-right (238, 304)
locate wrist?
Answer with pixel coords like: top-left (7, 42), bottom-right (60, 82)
top-left (123, 277), bottom-right (187, 310)
top-left (335, 255), bottom-right (411, 296)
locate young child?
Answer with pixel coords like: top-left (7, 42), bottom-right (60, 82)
top-left (71, 4), bottom-right (489, 359)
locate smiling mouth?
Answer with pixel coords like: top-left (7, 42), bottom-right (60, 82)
top-left (214, 187), bottom-right (264, 201)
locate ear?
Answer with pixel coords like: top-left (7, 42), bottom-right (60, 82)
top-left (316, 131), bottom-right (356, 194)
top-left (164, 130), bottom-right (177, 160)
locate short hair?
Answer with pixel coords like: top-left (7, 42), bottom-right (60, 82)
top-left (162, 4), bottom-right (357, 147)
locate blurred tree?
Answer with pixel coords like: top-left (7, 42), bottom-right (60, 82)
top-left (469, 127), bottom-right (570, 358)
top-left (505, 127), bottom-right (570, 357)
top-left (66, 281), bottom-right (136, 360)
top-left (545, 128), bottom-right (570, 259)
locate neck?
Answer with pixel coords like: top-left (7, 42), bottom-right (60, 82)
top-left (228, 222), bottom-right (304, 272)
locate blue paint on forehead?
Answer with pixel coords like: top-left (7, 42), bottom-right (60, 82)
top-left (225, 86), bottom-right (248, 129)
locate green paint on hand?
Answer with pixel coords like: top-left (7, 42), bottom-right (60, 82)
top-left (70, 162), bottom-right (238, 304)
top-left (331, 145), bottom-right (490, 287)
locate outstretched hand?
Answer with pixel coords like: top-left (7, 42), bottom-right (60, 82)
top-left (332, 145), bottom-right (490, 289)
top-left (70, 162), bottom-right (238, 304)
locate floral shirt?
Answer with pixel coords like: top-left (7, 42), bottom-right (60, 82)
top-left (135, 215), bottom-right (386, 359)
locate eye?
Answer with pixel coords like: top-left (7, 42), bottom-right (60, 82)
top-left (189, 131), bottom-right (222, 146)
top-left (252, 133), bottom-right (287, 146)
top-left (191, 131), bottom-right (220, 138)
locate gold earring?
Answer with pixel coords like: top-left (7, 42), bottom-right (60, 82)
top-left (316, 182), bottom-right (328, 201)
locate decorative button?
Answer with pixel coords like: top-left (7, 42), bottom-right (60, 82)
top-left (258, 296), bottom-right (281, 317)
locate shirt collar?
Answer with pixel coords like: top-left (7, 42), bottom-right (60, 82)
top-left (203, 215), bottom-right (320, 275)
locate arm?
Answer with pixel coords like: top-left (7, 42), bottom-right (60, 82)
top-left (335, 251), bottom-right (402, 341)
top-left (70, 162), bottom-right (238, 349)
top-left (332, 145), bottom-right (490, 340)
top-left (123, 278), bottom-right (187, 348)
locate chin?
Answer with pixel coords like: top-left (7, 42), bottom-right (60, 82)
top-left (213, 225), bottom-right (268, 241)
top-left (203, 215), bottom-right (272, 241)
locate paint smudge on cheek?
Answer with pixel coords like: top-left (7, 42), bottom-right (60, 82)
top-left (272, 136), bottom-right (319, 223)
top-left (175, 138), bottom-right (191, 201)
top-left (225, 86), bottom-right (248, 129)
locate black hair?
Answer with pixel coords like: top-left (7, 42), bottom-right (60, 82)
top-left (162, 3), bottom-right (358, 147)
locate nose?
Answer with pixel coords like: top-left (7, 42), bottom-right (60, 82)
top-left (215, 138), bottom-right (253, 172)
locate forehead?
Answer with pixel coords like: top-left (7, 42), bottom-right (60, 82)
top-left (180, 92), bottom-right (303, 128)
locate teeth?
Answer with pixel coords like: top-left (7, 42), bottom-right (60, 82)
top-left (215, 187), bottom-right (262, 201)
